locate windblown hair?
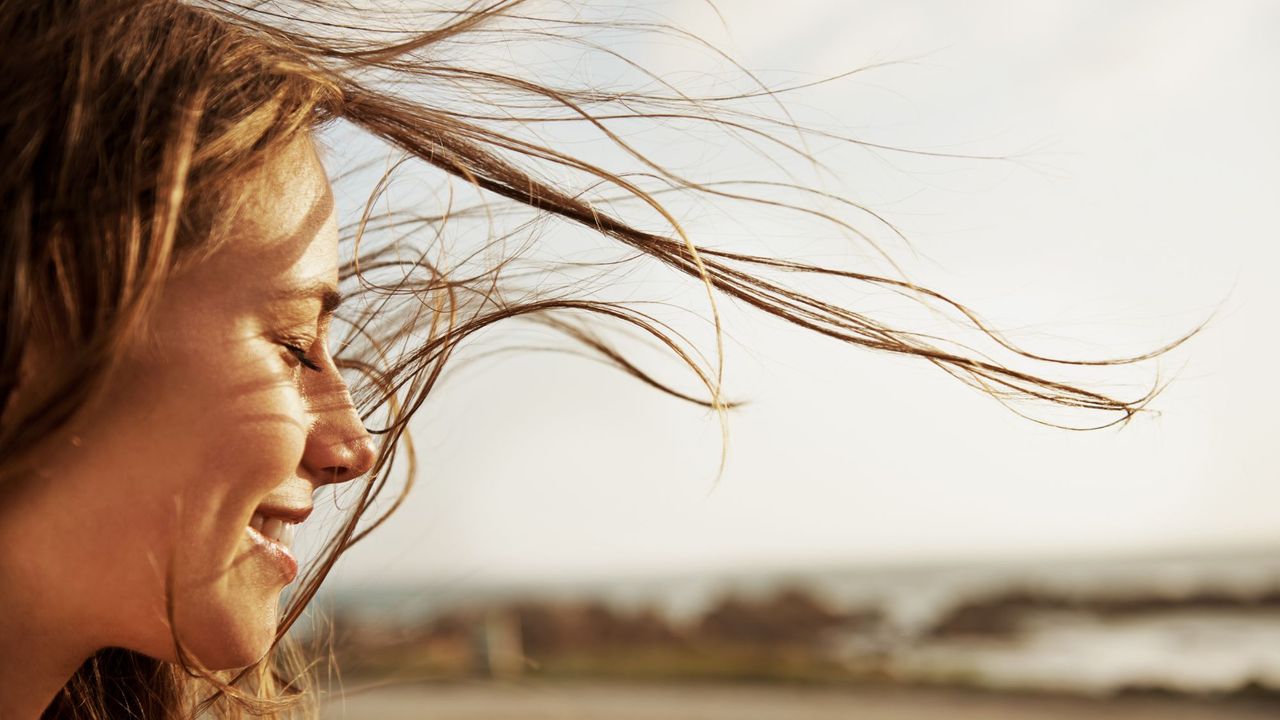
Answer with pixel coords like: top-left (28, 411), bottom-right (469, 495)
top-left (0, 0), bottom-right (1195, 717)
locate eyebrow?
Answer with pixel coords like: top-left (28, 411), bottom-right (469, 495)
top-left (274, 280), bottom-right (343, 318)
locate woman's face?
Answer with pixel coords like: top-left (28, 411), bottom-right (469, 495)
top-left (3, 136), bottom-right (375, 669)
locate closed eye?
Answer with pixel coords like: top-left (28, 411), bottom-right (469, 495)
top-left (283, 342), bottom-right (323, 372)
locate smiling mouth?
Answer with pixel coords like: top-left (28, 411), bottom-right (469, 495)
top-left (245, 510), bottom-right (305, 582)
top-left (249, 512), bottom-right (298, 548)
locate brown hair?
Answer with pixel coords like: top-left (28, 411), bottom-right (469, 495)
top-left (0, 1), bottom-right (1196, 717)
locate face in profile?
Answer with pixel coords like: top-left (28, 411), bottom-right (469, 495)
top-left (1, 135), bottom-right (375, 670)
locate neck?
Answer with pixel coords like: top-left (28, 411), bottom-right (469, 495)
top-left (0, 580), bottom-right (94, 720)
top-left (0, 485), bottom-right (97, 720)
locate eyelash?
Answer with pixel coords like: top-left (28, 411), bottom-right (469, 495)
top-left (283, 342), bottom-right (323, 373)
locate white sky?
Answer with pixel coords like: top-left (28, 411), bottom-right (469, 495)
top-left (318, 0), bottom-right (1280, 587)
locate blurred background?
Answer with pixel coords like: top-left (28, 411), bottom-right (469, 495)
top-left (302, 1), bottom-right (1280, 717)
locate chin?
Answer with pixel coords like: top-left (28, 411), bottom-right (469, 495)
top-left (168, 585), bottom-right (284, 670)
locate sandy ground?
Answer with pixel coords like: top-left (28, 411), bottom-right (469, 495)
top-left (318, 682), bottom-right (1280, 720)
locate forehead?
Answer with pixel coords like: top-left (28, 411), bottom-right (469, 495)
top-left (224, 136), bottom-right (338, 275)
top-left (177, 135), bottom-right (339, 302)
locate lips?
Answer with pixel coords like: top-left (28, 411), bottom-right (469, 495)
top-left (244, 505), bottom-right (310, 583)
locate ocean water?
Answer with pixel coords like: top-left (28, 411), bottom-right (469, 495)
top-left (889, 610), bottom-right (1280, 693)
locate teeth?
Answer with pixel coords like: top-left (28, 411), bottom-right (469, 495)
top-left (261, 517), bottom-right (284, 543)
top-left (250, 512), bottom-right (298, 549)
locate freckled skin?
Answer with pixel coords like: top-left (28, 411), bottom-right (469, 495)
top-left (0, 136), bottom-right (376, 670)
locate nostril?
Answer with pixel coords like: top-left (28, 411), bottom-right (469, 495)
top-left (301, 407), bottom-right (377, 485)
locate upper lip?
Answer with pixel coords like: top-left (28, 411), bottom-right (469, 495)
top-left (254, 504), bottom-right (313, 524)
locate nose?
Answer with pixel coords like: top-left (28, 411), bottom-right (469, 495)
top-left (299, 380), bottom-right (377, 487)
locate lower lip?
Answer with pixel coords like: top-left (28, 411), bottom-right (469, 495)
top-left (245, 525), bottom-right (299, 583)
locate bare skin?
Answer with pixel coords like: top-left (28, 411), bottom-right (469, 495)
top-left (0, 136), bottom-right (375, 719)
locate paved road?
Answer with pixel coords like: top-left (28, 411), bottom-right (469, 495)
top-left (319, 682), bottom-right (1280, 720)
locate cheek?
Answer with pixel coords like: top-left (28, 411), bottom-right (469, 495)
top-left (108, 336), bottom-right (309, 659)
top-left (180, 395), bottom-right (307, 563)
top-left (142, 344), bottom-right (308, 554)
top-left (166, 386), bottom-right (309, 668)
top-left (36, 343), bottom-right (309, 666)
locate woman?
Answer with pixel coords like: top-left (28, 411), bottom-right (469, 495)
top-left (0, 1), bottom-right (1191, 718)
